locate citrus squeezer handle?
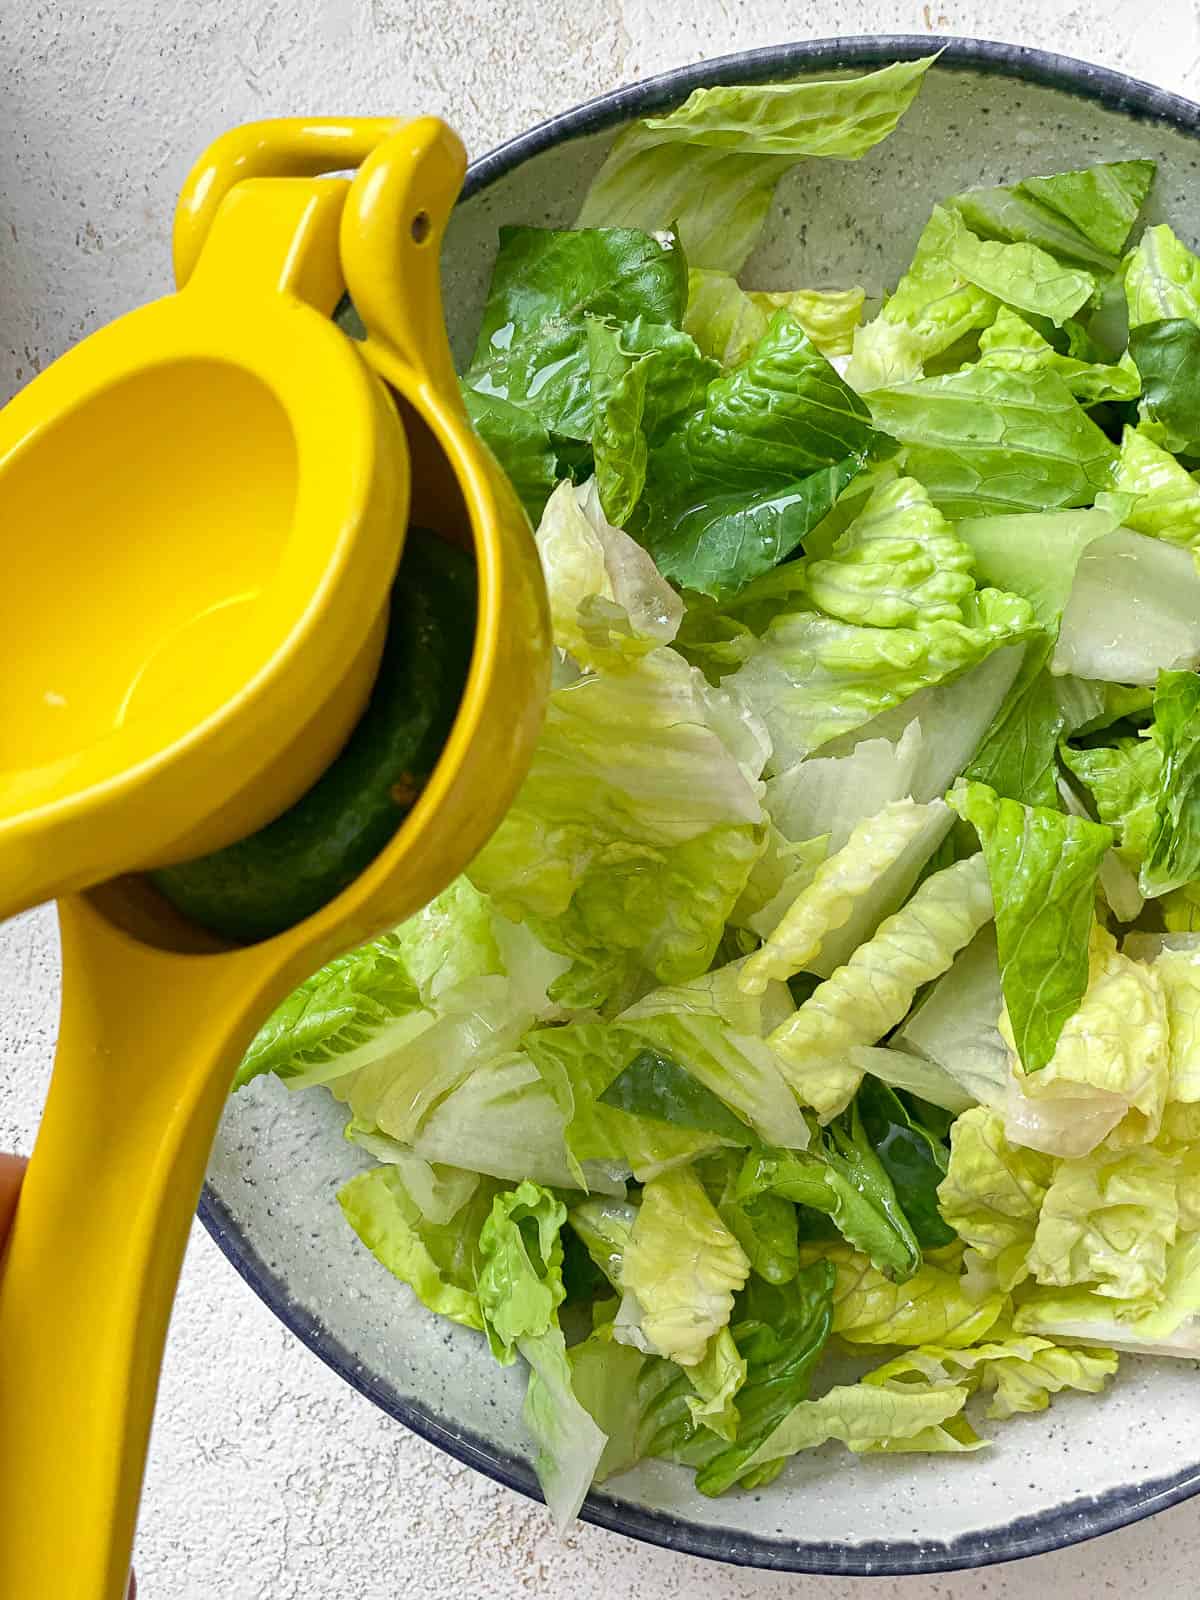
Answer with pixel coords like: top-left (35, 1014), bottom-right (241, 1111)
top-left (172, 115), bottom-right (408, 287)
top-left (0, 896), bottom-right (285, 1600)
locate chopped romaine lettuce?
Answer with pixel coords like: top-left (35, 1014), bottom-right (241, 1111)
top-left (241, 78), bottom-right (1200, 1525)
top-left (684, 269), bottom-right (865, 365)
top-left (805, 475), bottom-right (976, 628)
top-left (478, 1183), bottom-right (607, 1527)
top-left (975, 307), bottom-right (1140, 404)
top-left (534, 478), bottom-right (683, 667)
top-left (846, 206), bottom-right (1000, 391)
top-left (892, 926), bottom-right (1009, 1110)
top-left (950, 783), bottom-right (1111, 1073)
top-left (1124, 223), bottom-right (1200, 329)
top-left (866, 366), bottom-right (1116, 518)
top-left (1127, 318), bottom-right (1200, 455)
top-left (800, 1240), bottom-right (1006, 1346)
top-left (578, 58), bottom-right (935, 273)
top-left (1003, 925), bottom-right (1169, 1157)
top-left (1052, 529), bottom-right (1200, 685)
top-left (470, 644), bottom-right (766, 1004)
top-left (868, 1335), bottom-right (1117, 1421)
top-left (1104, 425), bottom-right (1200, 549)
top-left (937, 1106), bottom-right (1053, 1290)
top-left (1142, 670), bottom-right (1200, 897)
top-left (955, 508), bottom-right (1116, 632)
top-left (729, 588), bottom-right (1037, 769)
top-left (1060, 735), bottom-right (1161, 873)
top-left (338, 1165), bottom-right (500, 1330)
top-left (769, 854), bottom-right (993, 1118)
top-left (1028, 1142), bottom-right (1178, 1304)
top-left (740, 799), bottom-right (950, 992)
top-left (465, 225), bottom-right (688, 440)
top-left (951, 158), bottom-right (1154, 269)
top-left (619, 1166), bottom-right (751, 1365)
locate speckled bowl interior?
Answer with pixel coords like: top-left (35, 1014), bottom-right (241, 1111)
top-left (204, 38), bottom-right (1200, 1576)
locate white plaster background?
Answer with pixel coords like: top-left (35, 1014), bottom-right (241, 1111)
top-left (4, 2), bottom-right (1200, 1594)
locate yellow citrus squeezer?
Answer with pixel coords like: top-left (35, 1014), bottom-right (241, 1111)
top-left (0, 117), bottom-right (550, 1597)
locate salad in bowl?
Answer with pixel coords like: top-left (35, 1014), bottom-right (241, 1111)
top-left (229, 55), bottom-right (1200, 1529)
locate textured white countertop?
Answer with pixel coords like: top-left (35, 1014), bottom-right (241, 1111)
top-left (4, 3), bottom-right (1200, 1594)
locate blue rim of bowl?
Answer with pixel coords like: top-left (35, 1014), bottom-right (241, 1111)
top-left (201, 34), bottom-right (1200, 1576)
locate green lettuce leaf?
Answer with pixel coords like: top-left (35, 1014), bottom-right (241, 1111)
top-left (641, 461), bottom-right (862, 601)
top-left (1124, 223), bottom-right (1200, 329)
top-left (729, 587), bottom-right (1037, 767)
top-left (955, 507), bottom-right (1115, 633)
top-left (533, 477), bottom-right (682, 668)
top-left (891, 925), bottom-right (1010, 1109)
top-left (615, 1010), bottom-right (812, 1151)
top-left (586, 316), bottom-right (720, 524)
top-left (1142, 670), bottom-right (1200, 897)
top-left (644, 310), bottom-right (885, 491)
top-left (1028, 1142), bottom-right (1178, 1304)
top-left (749, 287), bottom-right (865, 358)
top-left (975, 306), bottom-right (1140, 404)
top-left (408, 1051), bottom-right (594, 1192)
top-left (568, 1197), bottom-right (638, 1287)
top-left (763, 719), bottom-right (923, 845)
top-left (846, 205), bottom-right (999, 391)
top-left (694, 1265), bottom-right (835, 1494)
top-left (1015, 160), bottom-right (1155, 255)
top-left (962, 638), bottom-right (1064, 810)
top-left (587, 317), bottom-right (652, 524)
top-left (740, 1377), bottom-right (975, 1472)
top-left (703, 1154), bottom-right (801, 1285)
top-left (477, 1182), bottom-right (607, 1527)
top-left (1130, 939), bottom-right (1200, 1102)
top-left (856, 1076), bottom-right (955, 1249)
top-left (931, 203), bottom-right (1096, 325)
top-left (866, 366), bottom-right (1117, 517)
top-left (525, 1022), bottom-right (732, 1185)
top-left (236, 930), bottom-right (423, 1092)
top-left (578, 58), bottom-right (934, 273)
top-left (338, 1165), bottom-right (502, 1331)
top-left (804, 475), bottom-right (976, 628)
top-left (342, 1119), bottom-right (480, 1224)
top-left (951, 159), bottom-right (1155, 269)
top-left (684, 269), bottom-right (864, 365)
top-left (1015, 1231), bottom-right (1200, 1356)
top-left (801, 1240), bottom-right (1006, 1346)
top-left (869, 1335), bottom-right (1118, 1421)
top-left (937, 1106), bottom-right (1054, 1290)
top-left (598, 1046), bottom-right (755, 1142)
top-left (730, 827), bottom-right (830, 938)
top-left (950, 782), bottom-right (1111, 1072)
top-left (849, 1046), bottom-right (977, 1116)
top-left (466, 225), bottom-right (688, 439)
top-left (1002, 925), bottom-right (1169, 1157)
top-left (637, 311), bottom-right (888, 597)
top-left (618, 950), bottom-right (791, 1037)
top-left (740, 798), bottom-right (952, 992)
top-left (1059, 735), bottom-right (1161, 872)
top-left (469, 644), bottom-right (766, 1004)
top-left (1052, 529), bottom-right (1200, 685)
top-left (1127, 319), bottom-right (1200, 455)
top-left (768, 853), bottom-right (994, 1119)
top-left (684, 1327), bottom-right (747, 1441)
top-left (1105, 425), bottom-right (1200, 549)
top-left (619, 1165), bottom-right (751, 1365)
top-left (462, 388), bottom-right (558, 521)
top-left (569, 1319), bottom-right (719, 1480)
top-left (737, 1115), bottom-right (921, 1284)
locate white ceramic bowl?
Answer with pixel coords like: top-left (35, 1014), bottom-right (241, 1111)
top-left (204, 37), bottom-right (1200, 1575)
